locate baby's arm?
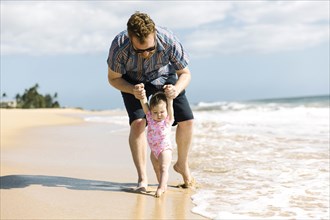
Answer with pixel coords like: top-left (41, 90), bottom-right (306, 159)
top-left (135, 83), bottom-right (149, 114)
top-left (164, 85), bottom-right (174, 122)
top-left (167, 98), bottom-right (174, 123)
top-left (140, 96), bottom-right (149, 115)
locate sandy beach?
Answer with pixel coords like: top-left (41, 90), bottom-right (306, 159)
top-left (0, 108), bottom-right (206, 220)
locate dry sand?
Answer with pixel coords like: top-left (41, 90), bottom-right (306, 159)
top-left (0, 108), bottom-right (206, 219)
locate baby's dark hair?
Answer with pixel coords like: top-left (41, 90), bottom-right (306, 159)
top-left (149, 92), bottom-right (167, 110)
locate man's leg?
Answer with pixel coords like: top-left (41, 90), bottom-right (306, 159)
top-left (174, 119), bottom-right (194, 186)
top-left (129, 118), bottom-right (148, 188)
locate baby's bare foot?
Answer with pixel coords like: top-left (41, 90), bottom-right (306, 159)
top-left (155, 187), bottom-right (166, 198)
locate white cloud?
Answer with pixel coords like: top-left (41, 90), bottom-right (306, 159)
top-left (232, 1), bottom-right (329, 25)
top-left (148, 1), bottom-right (232, 29)
top-left (185, 1), bottom-right (329, 56)
top-left (1, 1), bottom-right (329, 56)
top-left (186, 23), bottom-right (329, 56)
top-left (1, 1), bottom-right (126, 55)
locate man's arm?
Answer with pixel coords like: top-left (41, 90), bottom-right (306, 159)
top-left (108, 67), bottom-right (134, 94)
top-left (164, 67), bottom-right (191, 99)
top-left (175, 67), bottom-right (191, 94)
top-left (108, 68), bottom-right (146, 100)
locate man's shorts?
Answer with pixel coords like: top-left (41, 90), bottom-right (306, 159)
top-left (121, 82), bottom-right (194, 125)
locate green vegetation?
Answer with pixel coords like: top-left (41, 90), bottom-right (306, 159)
top-left (1, 84), bottom-right (60, 108)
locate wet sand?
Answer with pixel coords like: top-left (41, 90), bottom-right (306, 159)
top-left (0, 109), bottom-right (206, 219)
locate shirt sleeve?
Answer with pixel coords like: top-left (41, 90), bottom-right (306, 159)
top-left (169, 35), bottom-right (189, 70)
top-left (107, 35), bottom-right (126, 75)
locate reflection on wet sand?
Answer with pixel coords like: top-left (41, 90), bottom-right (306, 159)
top-left (129, 186), bottom-right (196, 219)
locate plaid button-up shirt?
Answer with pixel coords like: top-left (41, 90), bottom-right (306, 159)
top-left (107, 26), bottom-right (189, 88)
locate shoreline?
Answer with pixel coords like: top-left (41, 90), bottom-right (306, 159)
top-left (0, 108), bottom-right (207, 219)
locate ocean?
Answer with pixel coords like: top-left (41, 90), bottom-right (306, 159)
top-left (85, 95), bottom-right (329, 220)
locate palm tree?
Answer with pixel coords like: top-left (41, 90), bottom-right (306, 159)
top-left (14, 84), bottom-right (60, 108)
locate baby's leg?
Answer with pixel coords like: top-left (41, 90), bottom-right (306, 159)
top-left (150, 152), bottom-right (161, 183)
top-left (155, 149), bottom-right (172, 198)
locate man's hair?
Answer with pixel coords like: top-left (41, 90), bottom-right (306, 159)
top-left (127, 12), bottom-right (155, 44)
top-left (149, 92), bottom-right (167, 110)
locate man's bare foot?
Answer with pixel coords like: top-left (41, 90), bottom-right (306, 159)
top-left (135, 182), bottom-right (148, 192)
top-left (173, 163), bottom-right (195, 188)
top-left (138, 182), bottom-right (148, 187)
top-left (155, 187), bottom-right (166, 198)
top-left (123, 183), bottom-right (148, 194)
top-left (178, 177), bottom-right (195, 189)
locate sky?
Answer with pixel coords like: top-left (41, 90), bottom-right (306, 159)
top-left (1, 0), bottom-right (329, 110)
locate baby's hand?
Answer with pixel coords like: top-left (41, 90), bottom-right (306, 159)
top-left (163, 84), bottom-right (177, 100)
top-left (133, 83), bottom-right (146, 100)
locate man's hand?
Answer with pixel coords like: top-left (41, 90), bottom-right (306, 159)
top-left (133, 83), bottom-right (146, 100)
top-left (163, 84), bottom-right (179, 99)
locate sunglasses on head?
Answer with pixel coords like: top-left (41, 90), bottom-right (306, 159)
top-left (133, 45), bottom-right (156, 53)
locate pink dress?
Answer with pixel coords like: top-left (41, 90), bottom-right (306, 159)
top-left (146, 111), bottom-right (174, 159)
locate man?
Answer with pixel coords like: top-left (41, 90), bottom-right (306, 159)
top-left (107, 12), bottom-right (194, 191)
